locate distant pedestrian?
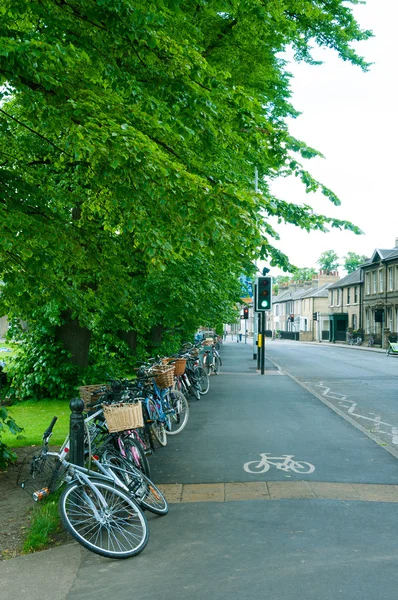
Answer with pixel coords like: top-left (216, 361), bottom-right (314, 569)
top-left (224, 329), bottom-right (227, 340)
top-left (238, 330), bottom-right (242, 342)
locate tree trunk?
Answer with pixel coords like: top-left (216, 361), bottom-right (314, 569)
top-left (150, 325), bottom-right (164, 345)
top-left (117, 330), bottom-right (138, 353)
top-left (55, 312), bottom-right (91, 368)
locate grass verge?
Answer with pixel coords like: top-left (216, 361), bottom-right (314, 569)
top-left (2, 399), bottom-right (70, 448)
top-left (22, 489), bottom-right (66, 554)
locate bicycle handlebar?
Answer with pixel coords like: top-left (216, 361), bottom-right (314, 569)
top-left (43, 416), bottom-right (58, 441)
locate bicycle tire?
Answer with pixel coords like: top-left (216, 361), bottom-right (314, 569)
top-left (185, 372), bottom-right (201, 400)
top-left (101, 453), bottom-right (169, 516)
top-left (59, 478), bottom-right (149, 558)
top-left (165, 390), bottom-right (189, 435)
top-left (122, 436), bottom-right (151, 480)
top-left (146, 398), bottom-right (167, 447)
top-left (213, 355), bottom-right (221, 375)
top-left (202, 353), bottom-right (211, 375)
top-left (191, 380), bottom-right (201, 400)
top-left (194, 366), bottom-right (210, 395)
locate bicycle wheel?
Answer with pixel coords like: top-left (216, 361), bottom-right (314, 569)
top-left (165, 390), bottom-right (189, 435)
top-left (202, 353), bottom-right (210, 375)
top-left (213, 355), bottom-right (221, 375)
top-left (185, 372), bottom-right (201, 400)
top-left (121, 436), bottom-right (151, 480)
top-left (194, 366), bottom-right (209, 395)
top-left (59, 478), bottom-right (149, 558)
top-left (146, 398), bottom-right (167, 447)
top-left (102, 453), bottom-right (168, 516)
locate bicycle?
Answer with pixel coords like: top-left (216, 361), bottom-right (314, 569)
top-left (367, 335), bottom-right (375, 347)
top-left (348, 334), bottom-right (362, 346)
top-left (18, 417), bottom-right (149, 559)
top-left (202, 342), bottom-right (222, 375)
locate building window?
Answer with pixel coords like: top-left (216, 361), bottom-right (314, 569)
top-left (352, 314), bottom-right (357, 329)
top-left (366, 309), bottom-right (370, 334)
top-left (379, 270), bottom-right (384, 293)
top-left (389, 308), bottom-right (393, 331)
top-left (337, 289), bottom-right (341, 305)
top-left (389, 267), bottom-right (393, 291)
top-left (330, 290), bottom-right (334, 306)
top-left (373, 271), bottom-right (377, 293)
top-left (347, 288), bottom-right (351, 304)
top-left (354, 286), bottom-right (358, 303)
top-left (275, 305), bottom-right (279, 316)
top-left (366, 273), bottom-right (370, 295)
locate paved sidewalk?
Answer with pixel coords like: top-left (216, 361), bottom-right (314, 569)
top-left (3, 339), bottom-right (398, 600)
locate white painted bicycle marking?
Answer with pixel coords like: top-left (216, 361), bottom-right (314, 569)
top-left (309, 381), bottom-right (398, 446)
top-left (244, 454), bottom-right (315, 474)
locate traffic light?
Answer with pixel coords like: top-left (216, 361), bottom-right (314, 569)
top-left (289, 314), bottom-right (294, 323)
top-left (243, 307), bottom-right (249, 319)
top-left (313, 312), bottom-right (318, 321)
top-left (255, 276), bottom-right (272, 311)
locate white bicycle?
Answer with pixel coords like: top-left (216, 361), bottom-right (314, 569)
top-left (244, 453), bottom-right (315, 474)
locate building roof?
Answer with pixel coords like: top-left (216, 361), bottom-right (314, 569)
top-left (328, 268), bottom-right (362, 289)
top-left (301, 283), bottom-right (333, 298)
top-left (273, 287), bottom-right (308, 303)
top-left (367, 248), bottom-right (398, 263)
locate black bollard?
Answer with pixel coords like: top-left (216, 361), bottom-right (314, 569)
top-left (69, 397), bottom-right (85, 467)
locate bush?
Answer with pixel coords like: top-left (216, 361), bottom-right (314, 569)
top-left (0, 406), bottom-right (23, 469)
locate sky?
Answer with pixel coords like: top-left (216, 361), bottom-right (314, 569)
top-left (265, 0), bottom-right (397, 277)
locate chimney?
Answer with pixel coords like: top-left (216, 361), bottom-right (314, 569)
top-left (395, 237), bottom-right (398, 248)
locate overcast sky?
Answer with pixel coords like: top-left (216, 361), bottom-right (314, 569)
top-left (266, 0), bottom-right (396, 277)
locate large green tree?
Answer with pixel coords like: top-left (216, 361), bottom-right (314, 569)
top-left (0, 1), bottom-right (370, 396)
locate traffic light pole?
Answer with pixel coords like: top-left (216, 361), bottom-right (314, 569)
top-left (257, 313), bottom-right (261, 370)
top-left (260, 312), bottom-right (265, 375)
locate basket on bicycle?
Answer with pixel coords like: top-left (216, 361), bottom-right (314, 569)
top-left (102, 402), bottom-right (144, 433)
top-left (17, 451), bottom-right (67, 499)
top-left (173, 359), bottom-right (186, 376)
top-left (150, 364), bottom-right (175, 389)
top-left (202, 340), bottom-right (213, 346)
top-left (161, 358), bottom-right (186, 376)
top-left (79, 384), bottom-right (110, 410)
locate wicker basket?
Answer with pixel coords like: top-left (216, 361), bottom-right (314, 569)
top-left (103, 402), bottom-right (144, 433)
top-left (161, 357), bottom-right (186, 375)
top-left (173, 358), bottom-right (186, 376)
top-left (151, 365), bottom-right (175, 389)
top-left (202, 340), bottom-right (213, 346)
top-left (79, 384), bottom-right (110, 409)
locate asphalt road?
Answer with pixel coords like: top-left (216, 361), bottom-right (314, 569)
top-left (4, 338), bottom-right (398, 600)
top-left (265, 339), bottom-right (398, 452)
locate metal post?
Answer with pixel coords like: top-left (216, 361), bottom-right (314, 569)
top-left (261, 312), bottom-right (266, 375)
top-left (69, 397), bottom-right (85, 467)
top-left (257, 313), bottom-right (261, 370)
top-left (253, 310), bottom-right (257, 360)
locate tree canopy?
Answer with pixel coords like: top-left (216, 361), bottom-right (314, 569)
top-left (317, 250), bottom-right (340, 272)
top-left (343, 252), bottom-right (368, 273)
top-left (0, 1), bottom-right (371, 399)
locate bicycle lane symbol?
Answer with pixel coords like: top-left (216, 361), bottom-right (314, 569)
top-left (244, 453), bottom-right (315, 475)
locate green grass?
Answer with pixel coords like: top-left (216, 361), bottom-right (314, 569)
top-left (2, 399), bottom-right (70, 448)
top-left (22, 489), bottom-right (65, 554)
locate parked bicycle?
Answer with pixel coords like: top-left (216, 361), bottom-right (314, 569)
top-left (348, 334), bottom-right (363, 346)
top-left (18, 417), bottom-right (150, 559)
